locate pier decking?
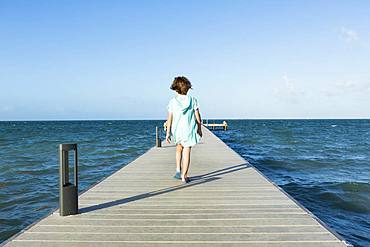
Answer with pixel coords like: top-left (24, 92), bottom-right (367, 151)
top-left (2, 127), bottom-right (349, 247)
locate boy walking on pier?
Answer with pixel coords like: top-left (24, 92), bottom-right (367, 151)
top-left (166, 76), bottom-right (202, 183)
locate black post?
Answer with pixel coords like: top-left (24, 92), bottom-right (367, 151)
top-left (156, 127), bottom-right (162, 147)
top-left (59, 144), bottom-right (78, 216)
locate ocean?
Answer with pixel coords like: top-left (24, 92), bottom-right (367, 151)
top-left (213, 119), bottom-right (370, 247)
top-left (0, 120), bottom-right (369, 247)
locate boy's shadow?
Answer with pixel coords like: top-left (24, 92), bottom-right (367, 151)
top-left (79, 162), bottom-right (250, 214)
top-left (190, 163), bottom-right (250, 180)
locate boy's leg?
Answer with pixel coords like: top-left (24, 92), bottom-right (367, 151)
top-left (176, 144), bottom-right (183, 172)
top-left (182, 147), bottom-right (191, 179)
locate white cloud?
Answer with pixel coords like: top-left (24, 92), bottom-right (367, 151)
top-left (0, 105), bottom-right (13, 112)
top-left (341, 27), bottom-right (359, 42)
top-left (282, 75), bottom-right (295, 92)
top-left (273, 75), bottom-right (306, 104)
top-left (327, 79), bottom-right (370, 96)
top-left (335, 80), bottom-right (356, 89)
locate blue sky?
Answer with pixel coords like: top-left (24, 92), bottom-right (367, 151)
top-left (1, 0), bottom-right (369, 120)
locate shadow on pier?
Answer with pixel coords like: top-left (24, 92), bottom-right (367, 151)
top-left (80, 162), bottom-right (250, 214)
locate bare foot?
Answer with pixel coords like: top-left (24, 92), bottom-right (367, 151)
top-left (181, 175), bottom-right (189, 183)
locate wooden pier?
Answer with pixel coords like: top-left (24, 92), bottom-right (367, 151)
top-left (2, 127), bottom-right (349, 247)
top-left (203, 120), bottom-right (228, 131)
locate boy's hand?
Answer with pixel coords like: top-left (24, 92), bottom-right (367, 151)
top-left (166, 134), bottom-right (171, 144)
top-left (197, 126), bottom-right (203, 137)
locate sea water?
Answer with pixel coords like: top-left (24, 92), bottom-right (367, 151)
top-left (0, 120), bottom-right (162, 243)
top-left (213, 119), bottom-right (370, 247)
top-left (0, 120), bottom-right (369, 247)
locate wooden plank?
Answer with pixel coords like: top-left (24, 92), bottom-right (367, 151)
top-left (28, 225), bottom-right (328, 233)
top-left (1, 127), bottom-right (349, 247)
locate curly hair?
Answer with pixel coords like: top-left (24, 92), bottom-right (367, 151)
top-left (170, 76), bottom-right (192, 95)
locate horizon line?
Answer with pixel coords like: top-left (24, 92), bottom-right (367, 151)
top-left (1, 117), bottom-right (370, 122)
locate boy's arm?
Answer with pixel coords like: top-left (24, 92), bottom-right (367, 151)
top-left (166, 112), bottom-right (173, 143)
top-left (195, 109), bottom-right (203, 137)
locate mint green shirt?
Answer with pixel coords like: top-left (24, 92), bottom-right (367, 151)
top-left (167, 94), bottom-right (201, 147)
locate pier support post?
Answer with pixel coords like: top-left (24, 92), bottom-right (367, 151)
top-left (156, 126), bottom-right (162, 147)
top-left (59, 144), bottom-right (78, 216)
